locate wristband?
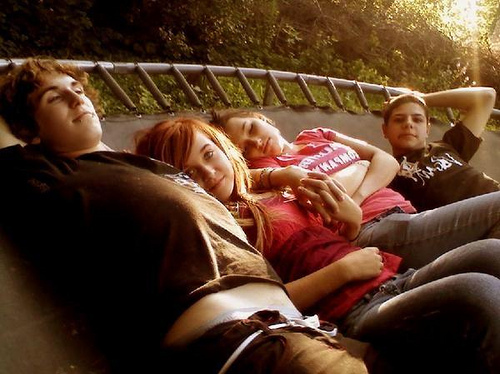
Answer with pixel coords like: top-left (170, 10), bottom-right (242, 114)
top-left (257, 168), bottom-right (275, 190)
top-left (257, 168), bottom-right (270, 190)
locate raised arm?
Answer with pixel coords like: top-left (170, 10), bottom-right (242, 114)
top-left (334, 132), bottom-right (400, 205)
top-left (423, 87), bottom-right (496, 137)
top-left (285, 247), bottom-right (383, 311)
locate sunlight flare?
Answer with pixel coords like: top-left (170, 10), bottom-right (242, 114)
top-left (445, 0), bottom-right (479, 35)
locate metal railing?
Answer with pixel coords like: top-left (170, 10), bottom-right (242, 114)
top-left (1, 58), bottom-right (499, 121)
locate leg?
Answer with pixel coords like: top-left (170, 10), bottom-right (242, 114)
top-left (355, 191), bottom-right (500, 268)
top-left (348, 273), bottom-right (500, 373)
top-left (406, 238), bottom-right (500, 286)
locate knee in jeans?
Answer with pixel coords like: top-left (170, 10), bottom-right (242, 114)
top-left (445, 273), bottom-right (499, 308)
top-left (478, 238), bottom-right (500, 248)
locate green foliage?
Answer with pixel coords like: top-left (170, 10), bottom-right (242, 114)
top-left (0, 0), bottom-right (94, 58)
top-left (0, 0), bottom-right (499, 128)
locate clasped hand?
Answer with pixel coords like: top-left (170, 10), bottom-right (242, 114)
top-left (283, 167), bottom-right (361, 239)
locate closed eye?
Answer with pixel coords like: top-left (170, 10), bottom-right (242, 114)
top-left (74, 85), bottom-right (85, 95)
top-left (47, 94), bottom-right (62, 103)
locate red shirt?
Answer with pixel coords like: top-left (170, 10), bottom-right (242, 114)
top-left (251, 127), bottom-right (361, 174)
top-left (243, 194), bottom-right (402, 321)
top-left (250, 127), bottom-right (416, 223)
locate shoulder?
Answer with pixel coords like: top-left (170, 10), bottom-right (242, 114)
top-left (441, 121), bottom-right (480, 142)
top-left (439, 121), bottom-right (482, 160)
top-left (296, 127), bottom-right (336, 143)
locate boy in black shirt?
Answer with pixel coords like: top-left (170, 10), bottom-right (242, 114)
top-left (383, 88), bottom-right (499, 211)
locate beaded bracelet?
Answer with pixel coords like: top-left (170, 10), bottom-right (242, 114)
top-left (257, 168), bottom-right (268, 190)
top-left (257, 167), bottom-right (274, 190)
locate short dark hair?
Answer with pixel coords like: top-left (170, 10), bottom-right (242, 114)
top-left (0, 57), bottom-right (101, 142)
top-left (382, 94), bottom-right (429, 125)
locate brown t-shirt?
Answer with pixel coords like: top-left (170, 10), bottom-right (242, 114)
top-left (0, 144), bottom-right (283, 368)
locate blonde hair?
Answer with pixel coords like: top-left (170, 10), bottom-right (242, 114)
top-left (134, 117), bottom-right (273, 252)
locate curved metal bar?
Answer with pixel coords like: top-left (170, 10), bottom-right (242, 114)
top-left (170, 65), bottom-right (203, 108)
top-left (135, 63), bottom-right (172, 111)
top-left (235, 68), bottom-right (260, 105)
top-left (354, 81), bottom-right (370, 112)
top-left (204, 66), bottom-right (231, 106)
top-left (0, 58), bottom-right (498, 121)
top-left (296, 74), bottom-right (316, 106)
top-left (95, 63), bottom-right (137, 112)
top-left (266, 71), bottom-right (287, 105)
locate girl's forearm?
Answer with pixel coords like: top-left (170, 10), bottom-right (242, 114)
top-left (331, 161), bottom-right (368, 197)
top-left (285, 260), bottom-right (350, 311)
top-left (351, 151), bottom-right (399, 205)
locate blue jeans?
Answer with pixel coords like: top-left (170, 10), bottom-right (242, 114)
top-left (354, 191), bottom-right (500, 269)
top-left (340, 239), bottom-right (500, 373)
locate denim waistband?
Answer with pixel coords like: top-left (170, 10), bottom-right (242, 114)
top-left (361, 205), bottom-right (406, 230)
top-left (340, 268), bottom-right (416, 336)
top-left (365, 205), bottom-right (405, 225)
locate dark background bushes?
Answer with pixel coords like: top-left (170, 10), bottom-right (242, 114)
top-left (1, 0), bottom-right (499, 126)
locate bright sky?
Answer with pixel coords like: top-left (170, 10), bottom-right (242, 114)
top-left (441, 0), bottom-right (480, 40)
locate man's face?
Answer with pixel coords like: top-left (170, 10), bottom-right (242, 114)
top-left (382, 102), bottom-right (430, 157)
top-left (30, 72), bottom-right (101, 155)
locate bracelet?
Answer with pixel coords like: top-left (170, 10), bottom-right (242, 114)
top-left (257, 168), bottom-right (269, 190)
top-left (257, 168), bottom-right (275, 190)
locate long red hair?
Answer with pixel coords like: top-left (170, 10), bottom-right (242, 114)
top-left (134, 117), bottom-right (272, 252)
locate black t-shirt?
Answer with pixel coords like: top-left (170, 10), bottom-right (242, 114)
top-left (390, 122), bottom-right (499, 211)
top-left (0, 144), bottom-right (283, 371)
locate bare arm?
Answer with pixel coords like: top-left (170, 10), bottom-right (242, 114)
top-left (334, 132), bottom-right (400, 205)
top-left (251, 166), bottom-right (346, 223)
top-left (423, 87), bottom-right (496, 137)
top-left (330, 161), bottom-right (370, 196)
top-left (254, 162), bottom-right (369, 197)
top-left (285, 247), bottom-right (383, 311)
top-left (297, 186), bottom-right (362, 240)
top-left (252, 165), bottom-right (366, 235)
